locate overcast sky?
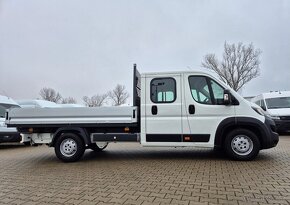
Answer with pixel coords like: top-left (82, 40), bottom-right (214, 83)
top-left (0, 0), bottom-right (289, 104)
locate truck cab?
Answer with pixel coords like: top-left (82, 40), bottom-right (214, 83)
top-left (140, 71), bottom-right (278, 159)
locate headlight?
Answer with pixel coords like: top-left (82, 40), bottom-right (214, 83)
top-left (252, 107), bottom-right (265, 116)
top-left (270, 115), bottom-right (280, 120)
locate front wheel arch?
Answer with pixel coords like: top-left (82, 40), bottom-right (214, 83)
top-left (214, 117), bottom-right (265, 149)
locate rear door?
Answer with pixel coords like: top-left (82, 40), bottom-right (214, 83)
top-left (144, 74), bottom-right (182, 144)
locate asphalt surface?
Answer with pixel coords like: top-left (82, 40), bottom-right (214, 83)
top-left (0, 135), bottom-right (290, 205)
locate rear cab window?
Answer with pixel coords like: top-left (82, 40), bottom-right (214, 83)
top-left (150, 78), bottom-right (176, 103)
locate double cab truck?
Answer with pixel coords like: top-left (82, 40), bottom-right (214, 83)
top-left (6, 65), bottom-right (279, 162)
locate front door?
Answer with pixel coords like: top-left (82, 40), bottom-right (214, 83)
top-left (182, 75), bottom-right (235, 146)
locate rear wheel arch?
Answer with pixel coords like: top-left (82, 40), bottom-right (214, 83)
top-left (51, 127), bottom-right (90, 147)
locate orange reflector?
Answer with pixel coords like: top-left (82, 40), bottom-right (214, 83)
top-left (28, 128), bottom-right (33, 133)
top-left (184, 136), bottom-right (191, 141)
top-left (124, 127), bottom-right (130, 132)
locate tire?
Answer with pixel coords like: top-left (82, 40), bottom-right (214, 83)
top-left (54, 133), bottom-right (85, 162)
top-left (23, 141), bottom-right (31, 146)
top-left (224, 129), bottom-right (260, 161)
top-left (89, 142), bottom-right (108, 152)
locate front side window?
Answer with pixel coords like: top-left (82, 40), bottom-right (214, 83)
top-left (210, 80), bottom-right (225, 105)
top-left (260, 100), bottom-right (266, 109)
top-left (254, 100), bottom-right (261, 106)
top-left (188, 76), bottom-right (212, 104)
top-left (188, 76), bottom-right (225, 105)
top-left (151, 78), bottom-right (176, 103)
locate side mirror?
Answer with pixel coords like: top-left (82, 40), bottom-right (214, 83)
top-left (223, 89), bottom-right (232, 105)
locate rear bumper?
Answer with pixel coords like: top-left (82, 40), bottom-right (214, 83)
top-left (0, 132), bottom-right (21, 143)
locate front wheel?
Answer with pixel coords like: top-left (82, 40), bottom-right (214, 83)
top-left (55, 133), bottom-right (85, 162)
top-left (224, 129), bottom-right (260, 161)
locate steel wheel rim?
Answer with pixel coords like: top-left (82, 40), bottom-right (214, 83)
top-left (231, 135), bottom-right (253, 156)
top-left (60, 138), bottom-right (77, 157)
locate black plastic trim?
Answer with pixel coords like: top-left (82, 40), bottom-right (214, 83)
top-left (92, 134), bottom-right (138, 142)
top-left (215, 117), bottom-right (279, 149)
top-left (146, 134), bottom-right (210, 142)
top-left (51, 127), bottom-right (90, 147)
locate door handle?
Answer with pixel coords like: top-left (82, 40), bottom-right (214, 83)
top-left (189, 104), bottom-right (195, 114)
top-left (151, 105), bottom-right (158, 115)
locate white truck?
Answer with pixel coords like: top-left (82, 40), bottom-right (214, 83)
top-left (252, 91), bottom-right (290, 133)
top-left (6, 65), bottom-right (279, 162)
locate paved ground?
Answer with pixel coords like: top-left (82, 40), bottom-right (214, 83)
top-left (0, 136), bottom-right (290, 205)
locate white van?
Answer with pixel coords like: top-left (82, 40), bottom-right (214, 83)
top-left (252, 91), bottom-right (290, 133)
top-left (0, 95), bottom-right (21, 143)
top-left (17, 100), bottom-right (60, 108)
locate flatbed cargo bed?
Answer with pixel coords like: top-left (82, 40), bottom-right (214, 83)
top-left (7, 106), bottom-right (138, 127)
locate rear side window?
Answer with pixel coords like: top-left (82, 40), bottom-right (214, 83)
top-left (151, 78), bottom-right (176, 103)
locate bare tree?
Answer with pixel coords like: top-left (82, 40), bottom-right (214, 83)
top-left (39, 87), bottom-right (62, 103)
top-left (61, 97), bottom-right (77, 104)
top-left (108, 84), bottom-right (129, 106)
top-left (82, 94), bottom-right (108, 107)
top-left (201, 42), bottom-right (262, 91)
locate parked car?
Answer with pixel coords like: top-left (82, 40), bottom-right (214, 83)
top-left (17, 99), bottom-right (60, 108)
top-left (0, 95), bottom-right (22, 144)
top-left (252, 91), bottom-right (290, 133)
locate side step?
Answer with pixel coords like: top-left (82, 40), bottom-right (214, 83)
top-left (91, 133), bottom-right (139, 142)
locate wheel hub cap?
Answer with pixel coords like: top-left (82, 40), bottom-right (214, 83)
top-left (231, 135), bottom-right (253, 156)
top-left (60, 138), bottom-right (77, 157)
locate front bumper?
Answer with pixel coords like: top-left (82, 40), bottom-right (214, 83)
top-left (273, 119), bottom-right (290, 133)
top-left (262, 116), bottom-right (279, 149)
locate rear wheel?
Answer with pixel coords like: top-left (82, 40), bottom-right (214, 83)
top-left (23, 141), bottom-right (31, 146)
top-left (224, 129), bottom-right (260, 161)
top-left (55, 133), bottom-right (85, 162)
top-left (89, 142), bottom-right (108, 152)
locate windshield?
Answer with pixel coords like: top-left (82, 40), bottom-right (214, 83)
top-left (265, 97), bottom-right (290, 109)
